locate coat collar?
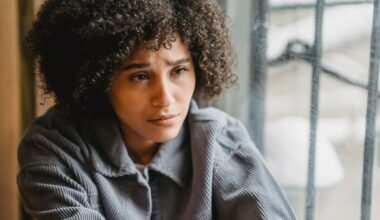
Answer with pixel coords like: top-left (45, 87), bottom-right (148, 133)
top-left (79, 105), bottom-right (192, 187)
top-left (149, 124), bottom-right (191, 187)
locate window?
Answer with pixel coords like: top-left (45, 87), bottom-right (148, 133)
top-left (216, 0), bottom-right (380, 219)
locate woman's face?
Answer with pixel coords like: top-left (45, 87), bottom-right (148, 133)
top-left (109, 37), bottom-right (196, 147)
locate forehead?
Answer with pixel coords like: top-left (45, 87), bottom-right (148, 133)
top-left (125, 38), bottom-right (191, 63)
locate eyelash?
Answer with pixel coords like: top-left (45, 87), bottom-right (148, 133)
top-left (129, 72), bottom-right (150, 82)
top-left (128, 66), bottom-right (189, 82)
top-left (172, 67), bottom-right (189, 75)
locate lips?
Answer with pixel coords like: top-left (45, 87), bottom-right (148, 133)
top-left (148, 114), bottom-right (179, 126)
top-left (150, 114), bottom-right (178, 121)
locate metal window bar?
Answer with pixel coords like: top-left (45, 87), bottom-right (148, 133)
top-left (218, 0), bottom-right (227, 10)
top-left (269, 39), bottom-right (380, 98)
top-left (271, 0), bottom-right (373, 11)
top-left (305, 1), bottom-right (325, 220)
top-left (227, 0), bottom-right (380, 219)
top-left (361, 0), bottom-right (380, 219)
top-left (249, 0), bottom-right (269, 154)
top-left (267, 0), bottom-right (380, 219)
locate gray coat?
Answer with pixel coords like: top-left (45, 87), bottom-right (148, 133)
top-left (18, 101), bottom-right (297, 220)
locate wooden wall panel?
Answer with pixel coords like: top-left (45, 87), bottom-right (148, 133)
top-left (0, 0), bottom-right (21, 219)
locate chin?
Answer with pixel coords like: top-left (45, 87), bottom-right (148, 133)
top-left (150, 127), bottom-right (181, 143)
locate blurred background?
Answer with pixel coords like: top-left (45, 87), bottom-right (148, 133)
top-left (215, 0), bottom-right (380, 219)
top-left (0, 0), bottom-right (379, 219)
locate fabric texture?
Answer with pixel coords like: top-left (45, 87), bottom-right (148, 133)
top-left (17, 100), bottom-right (297, 220)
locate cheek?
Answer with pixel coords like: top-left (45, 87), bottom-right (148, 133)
top-left (186, 74), bottom-right (197, 96)
top-left (109, 87), bottom-right (131, 112)
top-left (113, 93), bottom-right (141, 112)
top-left (178, 73), bottom-right (196, 95)
top-left (111, 96), bottom-right (143, 126)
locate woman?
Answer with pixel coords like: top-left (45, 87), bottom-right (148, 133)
top-left (18, 0), bottom-right (297, 219)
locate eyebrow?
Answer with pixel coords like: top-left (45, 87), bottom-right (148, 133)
top-left (121, 63), bottom-right (151, 71)
top-left (121, 58), bottom-right (191, 71)
top-left (166, 58), bottom-right (192, 66)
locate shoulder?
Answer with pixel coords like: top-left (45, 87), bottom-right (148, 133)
top-left (18, 106), bottom-right (88, 169)
top-left (188, 100), bottom-right (262, 170)
top-left (22, 105), bottom-right (82, 139)
top-left (189, 100), bottom-right (250, 140)
top-left (189, 103), bottom-right (288, 206)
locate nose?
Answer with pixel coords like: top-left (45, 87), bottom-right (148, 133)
top-left (151, 78), bottom-right (175, 107)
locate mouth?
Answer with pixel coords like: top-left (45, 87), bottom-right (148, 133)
top-left (148, 114), bottom-right (180, 126)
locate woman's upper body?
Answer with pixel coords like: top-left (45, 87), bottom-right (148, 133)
top-left (18, 100), bottom-right (296, 220)
top-left (19, 0), bottom-right (297, 219)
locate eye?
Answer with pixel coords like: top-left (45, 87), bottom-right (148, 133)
top-left (172, 67), bottom-right (189, 76)
top-left (129, 72), bottom-right (150, 82)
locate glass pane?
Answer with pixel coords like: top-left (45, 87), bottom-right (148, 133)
top-left (218, 0), bottom-right (380, 219)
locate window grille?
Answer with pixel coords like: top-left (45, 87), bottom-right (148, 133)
top-left (234, 0), bottom-right (379, 219)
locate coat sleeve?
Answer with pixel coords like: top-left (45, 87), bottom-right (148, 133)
top-left (18, 163), bottom-right (105, 220)
top-left (17, 118), bottom-right (105, 220)
top-left (212, 141), bottom-right (298, 220)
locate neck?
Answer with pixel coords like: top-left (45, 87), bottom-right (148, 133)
top-left (120, 124), bottom-right (159, 165)
top-left (127, 142), bottom-right (159, 165)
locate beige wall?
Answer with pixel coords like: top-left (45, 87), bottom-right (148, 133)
top-left (0, 0), bottom-right (21, 219)
top-left (0, 1), bottom-right (49, 219)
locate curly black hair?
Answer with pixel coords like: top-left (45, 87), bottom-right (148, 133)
top-left (28, 0), bottom-right (237, 116)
